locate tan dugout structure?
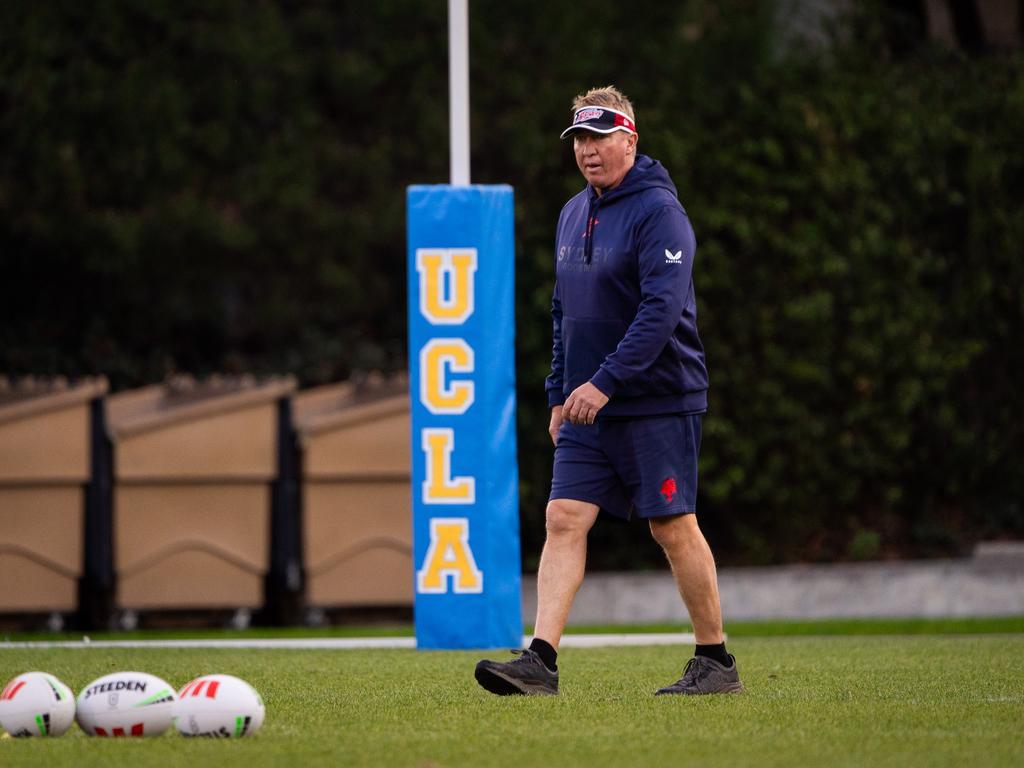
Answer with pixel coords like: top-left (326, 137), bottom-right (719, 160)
top-left (106, 377), bottom-right (296, 613)
top-left (0, 378), bottom-right (109, 619)
top-left (294, 380), bottom-right (413, 608)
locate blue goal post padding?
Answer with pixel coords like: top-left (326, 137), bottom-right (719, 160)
top-left (406, 184), bottom-right (522, 650)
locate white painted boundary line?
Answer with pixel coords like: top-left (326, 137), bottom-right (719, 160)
top-left (558, 633), bottom-right (696, 648)
top-left (2, 638), bottom-right (416, 650)
top-left (0, 633), bottom-right (696, 651)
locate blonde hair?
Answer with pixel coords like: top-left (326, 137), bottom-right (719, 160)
top-left (571, 85), bottom-right (636, 121)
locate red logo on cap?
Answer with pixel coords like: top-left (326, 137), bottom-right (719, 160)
top-left (574, 108), bottom-right (604, 124)
top-left (660, 477), bottom-right (677, 503)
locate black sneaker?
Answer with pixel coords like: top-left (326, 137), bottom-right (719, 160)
top-left (475, 649), bottom-right (559, 696)
top-left (655, 654), bottom-right (744, 695)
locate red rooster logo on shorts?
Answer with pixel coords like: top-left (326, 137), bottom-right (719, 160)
top-left (660, 477), bottom-right (677, 503)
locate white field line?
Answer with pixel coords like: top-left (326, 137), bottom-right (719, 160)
top-left (0, 633), bottom-right (697, 651)
top-left (557, 632), bottom-right (697, 648)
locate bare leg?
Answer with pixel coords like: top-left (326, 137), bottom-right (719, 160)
top-left (649, 513), bottom-right (724, 644)
top-left (533, 498), bottom-right (600, 649)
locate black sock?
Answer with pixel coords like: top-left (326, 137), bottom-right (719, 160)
top-left (695, 643), bottom-right (732, 667)
top-left (529, 638), bottom-right (558, 671)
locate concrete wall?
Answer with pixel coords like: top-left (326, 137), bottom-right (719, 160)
top-left (521, 543), bottom-right (1024, 625)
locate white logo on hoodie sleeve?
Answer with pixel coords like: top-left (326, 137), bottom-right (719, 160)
top-left (664, 249), bottom-right (683, 263)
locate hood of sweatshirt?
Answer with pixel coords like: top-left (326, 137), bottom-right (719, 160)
top-left (578, 155), bottom-right (678, 264)
top-left (593, 153), bottom-right (678, 203)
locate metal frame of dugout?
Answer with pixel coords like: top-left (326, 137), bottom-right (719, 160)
top-left (0, 377), bottom-right (112, 629)
top-left (292, 376), bottom-right (413, 617)
top-left (105, 376), bottom-right (299, 626)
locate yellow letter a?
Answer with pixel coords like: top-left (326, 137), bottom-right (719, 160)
top-left (416, 518), bottom-right (483, 594)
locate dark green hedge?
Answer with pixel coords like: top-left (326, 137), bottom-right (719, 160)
top-left (672, 47), bottom-right (1024, 564)
top-left (2, 1), bottom-right (1021, 565)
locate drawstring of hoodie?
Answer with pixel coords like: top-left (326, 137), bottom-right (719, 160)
top-left (584, 194), bottom-right (600, 264)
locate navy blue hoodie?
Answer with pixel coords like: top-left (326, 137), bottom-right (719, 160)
top-left (545, 154), bottom-right (708, 417)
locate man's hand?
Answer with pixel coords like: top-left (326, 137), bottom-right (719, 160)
top-left (562, 381), bottom-right (609, 425)
top-left (548, 405), bottom-right (564, 445)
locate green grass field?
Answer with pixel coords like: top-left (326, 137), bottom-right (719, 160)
top-left (2, 624), bottom-right (1023, 767)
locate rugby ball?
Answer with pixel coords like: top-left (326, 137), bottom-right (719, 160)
top-left (76, 671), bottom-right (176, 737)
top-left (0, 672), bottom-right (76, 737)
top-left (173, 674), bottom-right (265, 738)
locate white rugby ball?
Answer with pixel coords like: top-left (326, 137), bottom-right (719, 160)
top-left (173, 674), bottom-right (265, 738)
top-left (76, 671), bottom-right (176, 737)
top-left (0, 672), bottom-right (76, 737)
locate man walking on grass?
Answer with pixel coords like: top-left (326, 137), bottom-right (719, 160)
top-left (475, 86), bottom-right (742, 696)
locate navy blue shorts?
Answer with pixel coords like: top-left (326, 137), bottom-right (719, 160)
top-left (549, 413), bottom-right (702, 520)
